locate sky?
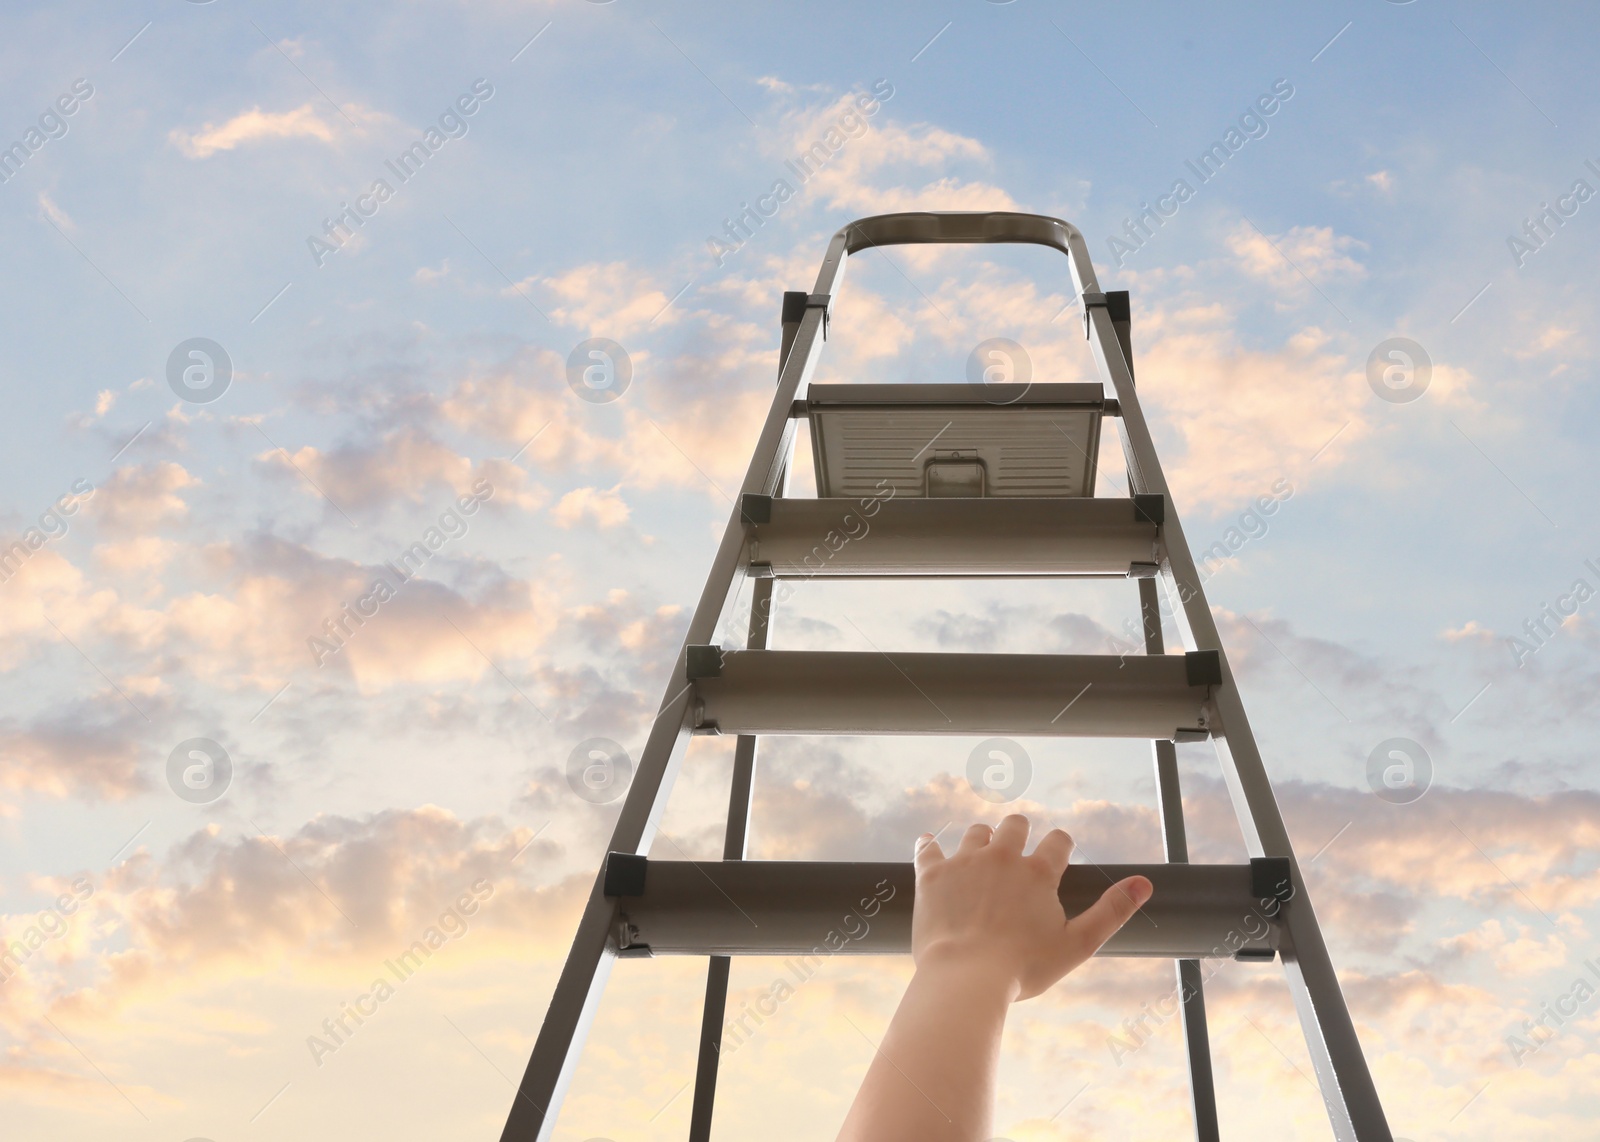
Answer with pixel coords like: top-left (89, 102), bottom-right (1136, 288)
top-left (1, 0), bottom-right (1598, 1139)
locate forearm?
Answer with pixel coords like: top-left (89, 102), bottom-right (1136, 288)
top-left (835, 955), bottom-right (1017, 1142)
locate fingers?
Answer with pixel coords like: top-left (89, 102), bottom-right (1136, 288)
top-left (913, 832), bottom-right (945, 870)
top-left (1063, 875), bottom-right (1154, 954)
top-left (992, 813), bottom-right (1030, 854)
top-left (955, 822), bottom-right (994, 855)
top-left (1031, 827), bottom-right (1075, 877)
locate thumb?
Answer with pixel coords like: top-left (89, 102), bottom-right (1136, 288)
top-left (1063, 875), bottom-right (1153, 954)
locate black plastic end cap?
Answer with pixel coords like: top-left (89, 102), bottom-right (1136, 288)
top-left (1133, 492), bottom-right (1164, 526)
top-left (1105, 290), bottom-right (1131, 323)
top-left (740, 493), bottom-right (773, 526)
top-left (1234, 947), bottom-right (1276, 963)
top-left (781, 291), bottom-right (808, 324)
top-left (1184, 649), bottom-right (1223, 687)
top-left (1250, 856), bottom-right (1293, 904)
top-left (686, 644), bottom-right (725, 680)
top-left (603, 852), bottom-right (648, 898)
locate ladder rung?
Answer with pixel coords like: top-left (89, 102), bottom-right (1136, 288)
top-left (749, 496), bottom-right (1159, 577)
top-left (692, 650), bottom-right (1212, 738)
top-left (610, 859), bottom-right (1281, 959)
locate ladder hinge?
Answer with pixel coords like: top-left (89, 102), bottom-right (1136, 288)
top-left (781, 290), bottom-right (809, 324)
top-left (1081, 290), bottom-right (1108, 336)
top-left (788, 399), bottom-right (809, 418)
top-left (1184, 649), bottom-right (1222, 688)
top-left (740, 493), bottom-right (773, 526)
top-left (784, 291), bottom-right (831, 339)
top-left (1103, 397), bottom-right (1121, 417)
top-left (1133, 492), bottom-right (1164, 526)
top-left (603, 851), bottom-right (648, 898)
top-left (613, 915), bottom-right (653, 958)
top-left (1250, 856), bottom-right (1294, 908)
top-left (686, 644), bottom-right (725, 680)
top-left (806, 291), bottom-right (832, 335)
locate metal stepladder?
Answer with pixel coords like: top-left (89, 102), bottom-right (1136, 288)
top-left (501, 211), bottom-right (1392, 1142)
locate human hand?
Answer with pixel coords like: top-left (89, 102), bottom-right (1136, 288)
top-left (911, 814), bottom-right (1153, 1002)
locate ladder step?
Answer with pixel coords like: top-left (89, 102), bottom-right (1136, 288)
top-left (607, 858), bottom-right (1283, 959)
top-left (747, 496), bottom-right (1159, 577)
top-left (690, 650), bottom-right (1215, 738)
top-left (805, 383), bottom-right (1106, 499)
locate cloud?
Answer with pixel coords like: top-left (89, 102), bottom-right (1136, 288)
top-left (1227, 222), bottom-right (1368, 290)
top-left (0, 808), bottom-right (576, 1084)
top-left (550, 485), bottom-right (630, 529)
top-left (86, 462), bottom-right (198, 534)
top-left (254, 427), bottom-right (547, 516)
top-left (36, 191), bottom-right (73, 232)
top-left (163, 533), bottom-right (562, 693)
top-left (1443, 620), bottom-right (1498, 645)
top-left (0, 704), bottom-right (148, 801)
top-left (1126, 308), bottom-right (1371, 511)
top-left (539, 262), bottom-right (687, 334)
top-left (169, 104), bottom-right (337, 158)
top-left (784, 93), bottom-right (1016, 217)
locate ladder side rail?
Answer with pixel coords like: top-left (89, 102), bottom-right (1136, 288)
top-left (1081, 298), bottom-right (1391, 1141)
top-left (1142, 576), bottom-right (1221, 1142)
top-left (502, 268), bottom-right (837, 1142)
top-left (688, 451), bottom-right (790, 1141)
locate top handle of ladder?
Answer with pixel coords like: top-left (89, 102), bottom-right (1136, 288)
top-left (822, 210), bottom-right (1101, 297)
top-left (807, 210), bottom-right (1128, 388)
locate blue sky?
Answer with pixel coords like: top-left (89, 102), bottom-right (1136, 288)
top-left (1, 2), bottom-right (1598, 1140)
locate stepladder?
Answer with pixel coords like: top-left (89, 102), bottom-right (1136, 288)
top-left (501, 211), bottom-right (1393, 1142)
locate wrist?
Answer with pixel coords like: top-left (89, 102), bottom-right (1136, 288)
top-left (912, 942), bottom-right (1025, 1005)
